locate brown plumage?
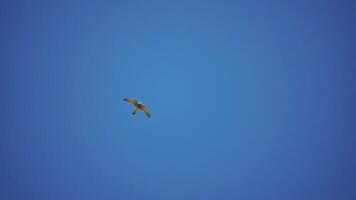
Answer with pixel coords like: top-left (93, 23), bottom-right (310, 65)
top-left (123, 97), bottom-right (151, 117)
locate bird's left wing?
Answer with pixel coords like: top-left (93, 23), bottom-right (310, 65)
top-left (123, 97), bottom-right (137, 105)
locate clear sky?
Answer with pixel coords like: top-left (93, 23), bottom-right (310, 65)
top-left (2, 0), bottom-right (356, 199)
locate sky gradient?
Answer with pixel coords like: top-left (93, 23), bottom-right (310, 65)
top-left (2, 0), bottom-right (356, 199)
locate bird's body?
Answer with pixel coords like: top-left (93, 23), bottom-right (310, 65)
top-left (135, 102), bottom-right (144, 110)
top-left (124, 97), bottom-right (151, 117)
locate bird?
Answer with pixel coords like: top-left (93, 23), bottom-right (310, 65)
top-left (123, 97), bottom-right (151, 117)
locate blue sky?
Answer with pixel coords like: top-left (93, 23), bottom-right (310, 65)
top-left (2, 0), bottom-right (356, 199)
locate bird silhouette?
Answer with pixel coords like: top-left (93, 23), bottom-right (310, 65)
top-left (124, 97), bottom-right (151, 117)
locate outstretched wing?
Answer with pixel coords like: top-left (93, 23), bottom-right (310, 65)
top-left (123, 97), bottom-right (137, 105)
top-left (141, 105), bottom-right (151, 117)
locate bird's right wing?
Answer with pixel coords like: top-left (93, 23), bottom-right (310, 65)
top-left (123, 97), bottom-right (137, 105)
top-left (141, 106), bottom-right (151, 117)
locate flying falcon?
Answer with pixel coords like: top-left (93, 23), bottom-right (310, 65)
top-left (124, 97), bottom-right (151, 117)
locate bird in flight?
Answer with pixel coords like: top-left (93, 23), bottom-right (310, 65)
top-left (123, 97), bottom-right (151, 117)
